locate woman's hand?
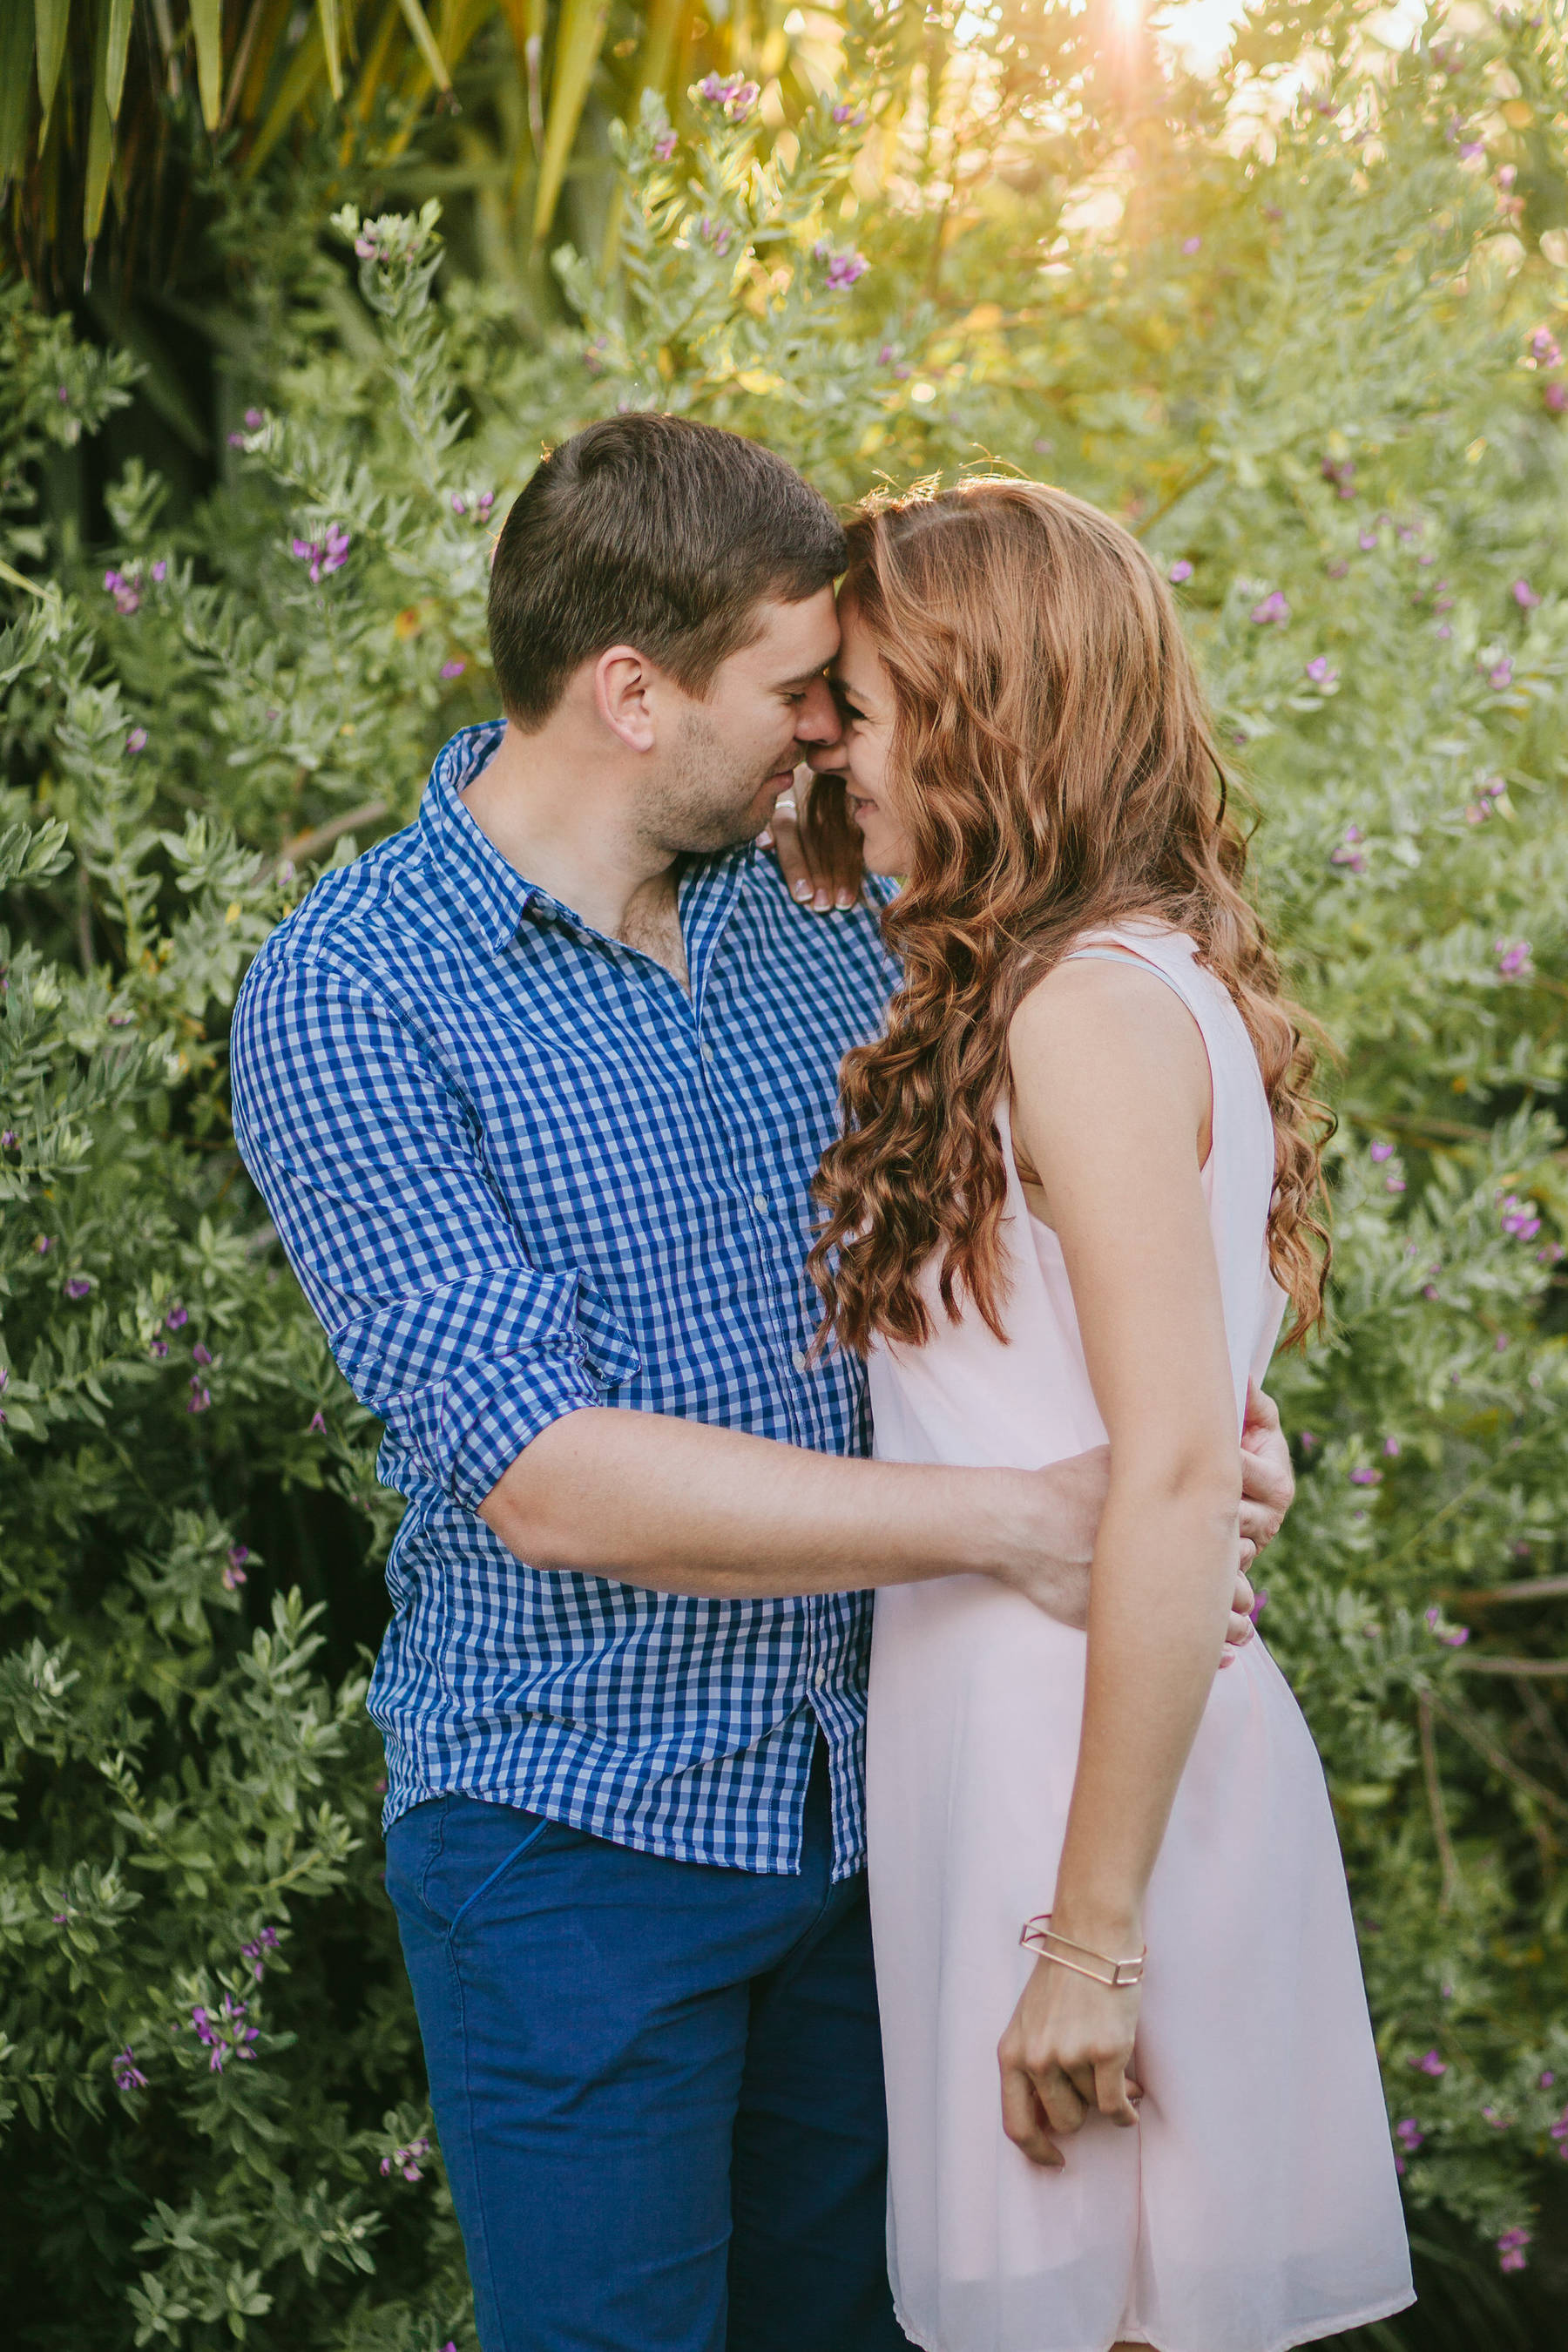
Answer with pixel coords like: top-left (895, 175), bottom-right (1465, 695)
top-left (758, 773), bottom-right (865, 912)
top-left (997, 1955), bottom-right (1143, 2170)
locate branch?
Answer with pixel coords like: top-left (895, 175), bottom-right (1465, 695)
top-left (1454, 1656), bottom-right (1568, 1678)
top-left (1427, 1692), bottom-right (1568, 1821)
top-left (1444, 1574), bottom-right (1568, 1607)
top-left (274, 801), bottom-right (390, 872)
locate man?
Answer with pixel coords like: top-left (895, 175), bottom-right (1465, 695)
top-left (230, 414), bottom-right (1290, 2352)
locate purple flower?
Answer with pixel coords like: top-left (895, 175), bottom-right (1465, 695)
top-left (1487, 655), bottom-right (1514, 689)
top-left (818, 246), bottom-right (869, 291)
top-left (1348, 1466), bottom-right (1382, 1487)
top-left (151, 559), bottom-right (167, 583)
top-left (0, 1132), bottom-right (15, 1149)
top-left (150, 1339), bottom-right (168, 1360)
top-left (64, 1274), bottom-right (93, 1301)
top-left (451, 493), bottom-right (467, 516)
top-left (308, 1409), bottom-right (327, 1435)
top-left (1298, 1429), bottom-right (1317, 1452)
top-left (166, 1304), bottom-right (187, 1329)
top-left (1370, 1141), bottom-right (1395, 1162)
top-left (1497, 2227), bottom-right (1531, 2273)
top-left (1499, 1193), bottom-right (1541, 1239)
top-left (1250, 590), bottom-right (1290, 625)
top-left (1168, 559), bottom-right (1194, 585)
top-left (1383, 1436), bottom-right (1401, 1457)
top-left (1304, 656), bottom-right (1338, 687)
top-left (1325, 558), bottom-right (1348, 578)
top-left (697, 72), bottom-right (755, 113)
top-left (193, 1342), bottom-right (213, 1366)
top-left (832, 102), bottom-right (867, 127)
top-left (1459, 139), bottom-right (1485, 161)
top-left (125, 727), bottom-right (147, 754)
top-left (188, 1382), bottom-right (211, 1415)
top-left (112, 2048), bottom-right (148, 2093)
top-left (227, 432), bottom-right (246, 449)
top-left (35, 1235), bottom-right (52, 1254)
top-left (1483, 2105), bottom-right (1508, 2128)
top-left (355, 233), bottom-right (381, 261)
top-left (1541, 2072), bottom-right (1556, 2088)
top-left (104, 567), bottom-right (141, 617)
top-left (190, 1992), bottom-right (257, 2071)
top-left (1512, 578), bottom-right (1541, 609)
top-left (290, 526), bottom-right (351, 585)
top-left (477, 490), bottom-right (494, 514)
top-left (1330, 824), bottom-right (1366, 875)
top-left (1496, 938), bottom-right (1533, 979)
top-left (1531, 328), bottom-right (1561, 366)
top-left (441, 659), bottom-right (467, 680)
top-left (1394, 2119), bottom-right (1423, 2152)
top-left (381, 2132), bottom-right (432, 2182)
top-left (1411, 2050), bottom-right (1447, 2076)
top-left (1358, 529), bottom-right (1379, 551)
top-left (1181, 236), bottom-right (1202, 255)
top-left (1546, 383), bottom-right (1568, 416)
top-left (240, 1924), bottom-right (280, 1978)
top-left (1248, 1588), bottom-right (1268, 1624)
top-left (244, 408), bottom-right (264, 429)
top-left (652, 130), bottom-right (678, 160)
top-left (1386, 1173), bottom-right (1406, 1194)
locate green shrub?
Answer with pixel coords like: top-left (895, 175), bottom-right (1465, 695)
top-left (4, 7), bottom-right (1568, 2342)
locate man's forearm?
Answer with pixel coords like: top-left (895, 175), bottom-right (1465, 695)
top-left (479, 1406), bottom-right (1093, 1605)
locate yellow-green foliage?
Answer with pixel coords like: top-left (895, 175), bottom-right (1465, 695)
top-left (3, 5), bottom-right (1568, 2342)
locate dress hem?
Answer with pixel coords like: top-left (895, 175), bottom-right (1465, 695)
top-left (889, 2285), bottom-right (1418, 2352)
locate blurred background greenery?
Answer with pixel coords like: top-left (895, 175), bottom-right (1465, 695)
top-left (4, 2), bottom-right (1568, 2346)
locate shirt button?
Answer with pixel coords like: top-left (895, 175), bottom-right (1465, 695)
top-left (791, 1348), bottom-right (808, 1373)
top-left (812, 1664), bottom-right (830, 1689)
top-left (753, 1191), bottom-right (769, 1214)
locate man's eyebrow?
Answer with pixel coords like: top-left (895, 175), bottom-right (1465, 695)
top-left (774, 663), bottom-right (833, 690)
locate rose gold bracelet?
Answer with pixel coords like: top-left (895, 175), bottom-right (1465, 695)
top-left (1019, 1913), bottom-right (1146, 1990)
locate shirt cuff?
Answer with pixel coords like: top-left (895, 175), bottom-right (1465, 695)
top-left (439, 1348), bottom-right (606, 1509)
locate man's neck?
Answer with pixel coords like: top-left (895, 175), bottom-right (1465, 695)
top-left (461, 717), bottom-right (680, 950)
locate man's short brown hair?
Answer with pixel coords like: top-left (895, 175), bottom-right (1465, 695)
top-left (486, 414), bottom-right (847, 728)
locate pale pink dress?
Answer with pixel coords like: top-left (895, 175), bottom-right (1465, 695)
top-left (866, 925), bottom-right (1412, 2352)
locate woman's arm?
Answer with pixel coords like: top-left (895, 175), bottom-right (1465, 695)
top-left (997, 955), bottom-right (1242, 2168)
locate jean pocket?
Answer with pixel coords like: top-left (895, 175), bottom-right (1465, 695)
top-left (414, 1795), bottom-right (560, 1936)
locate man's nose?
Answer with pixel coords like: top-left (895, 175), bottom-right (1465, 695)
top-left (793, 676), bottom-right (842, 747)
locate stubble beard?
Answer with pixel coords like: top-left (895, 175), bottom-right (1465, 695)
top-left (644, 705), bottom-right (790, 857)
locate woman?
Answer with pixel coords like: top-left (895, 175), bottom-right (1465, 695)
top-left (807, 481), bottom-right (1413, 2352)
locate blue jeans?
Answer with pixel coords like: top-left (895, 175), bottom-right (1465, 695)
top-left (384, 1748), bottom-right (906, 2352)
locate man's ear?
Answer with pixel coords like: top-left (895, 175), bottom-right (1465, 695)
top-left (593, 645), bottom-right (658, 753)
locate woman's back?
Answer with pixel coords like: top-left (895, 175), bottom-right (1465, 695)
top-left (864, 926), bottom-right (1410, 2352)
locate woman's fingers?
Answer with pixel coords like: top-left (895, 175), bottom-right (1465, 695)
top-left (1094, 2056), bottom-right (1141, 2126)
top-left (999, 2058), bottom-right (1065, 2168)
top-left (760, 780), bottom-right (865, 911)
top-left (1033, 2061), bottom-right (1088, 2136)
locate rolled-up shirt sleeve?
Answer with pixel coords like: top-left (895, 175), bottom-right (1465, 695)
top-left (232, 952), bottom-right (630, 1507)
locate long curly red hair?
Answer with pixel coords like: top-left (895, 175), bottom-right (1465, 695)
top-left (808, 478), bottom-right (1331, 1355)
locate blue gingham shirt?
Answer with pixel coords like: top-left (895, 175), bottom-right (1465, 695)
top-left (230, 724), bottom-right (898, 1879)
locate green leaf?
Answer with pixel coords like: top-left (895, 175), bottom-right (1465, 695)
top-left (316, 0), bottom-right (343, 105)
top-left (531, 0), bottom-right (612, 244)
top-left (190, 0), bottom-right (223, 131)
top-left (393, 0), bottom-right (449, 94)
top-left (105, 0), bottom-right (132, 119)
top-left (83, 0), bottom-right (116, 248)
top-left (0, 5), bottom-right (34, 186)
top-left (33, 0), bottom-right (71, 140)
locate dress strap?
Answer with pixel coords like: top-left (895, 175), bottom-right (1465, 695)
top-left (1058, 945), bottom-right (1201, 1022)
